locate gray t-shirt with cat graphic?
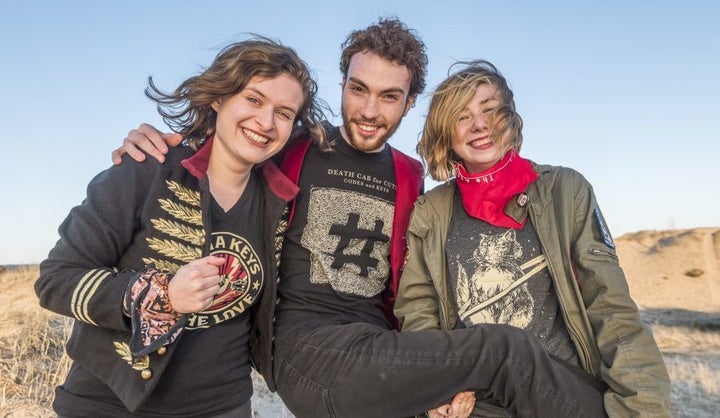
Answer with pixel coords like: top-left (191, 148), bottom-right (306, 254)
top-left (446, 190), bottom-right (579, 416)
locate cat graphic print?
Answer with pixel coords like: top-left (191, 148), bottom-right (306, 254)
top-left (455, 230), bottom-right (548, 328)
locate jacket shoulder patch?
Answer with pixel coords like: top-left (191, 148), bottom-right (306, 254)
top-left (593, 208), bottom-right (615, 249)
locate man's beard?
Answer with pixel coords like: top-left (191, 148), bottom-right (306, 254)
top-left (340, 105), bottom-right (402, 152)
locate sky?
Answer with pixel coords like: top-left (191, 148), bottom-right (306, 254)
top-left (1, 1), bottom-right (718, 265)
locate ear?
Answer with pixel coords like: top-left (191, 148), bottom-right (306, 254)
top-left (211, 100), bottom-right (221, 112)
top-left (403, 95), bottom-right (416, 116)
top-left (340, 76), bottom-right (347, 91)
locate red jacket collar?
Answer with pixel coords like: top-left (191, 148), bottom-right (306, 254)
top-left (181, 136), bottom-right (298, 202)
top-left (181, 137), bottom-right (213, 179)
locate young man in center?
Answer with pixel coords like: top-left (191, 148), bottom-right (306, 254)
top-left (115, 18), bottom-right (610, 418)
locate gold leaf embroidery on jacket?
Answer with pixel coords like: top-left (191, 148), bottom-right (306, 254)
top-left (151, 218), bottom-right (204, 246)
top-left (157, 199), bottom-right (202, 226)
top-left (71, 269), bottom-right (112, 326)
top-left (274, 211), bottom-right (288, 251)
top-left (113, 341), bottom-right (150, 370)
top-left (274, 207), bottom-right (289, 269)
top-left (146, 238), bottom-right (202, 263)
top-left (166, 180), bottom-right (200, 206)
top-left (142, 257), bottom-right (181, 272)
top-left (145, 181), bottom-right (205, 269)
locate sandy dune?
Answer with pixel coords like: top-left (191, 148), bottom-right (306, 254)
top-left (618, 227), bottom-right (720, 312)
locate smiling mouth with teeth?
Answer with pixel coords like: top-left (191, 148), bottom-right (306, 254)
top-left (469, 137), bottom-right (492, 147)
top-left (243, 128), bottom-right (269, 144)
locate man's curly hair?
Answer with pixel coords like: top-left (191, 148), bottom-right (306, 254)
top-left (339, 17), bottom-right (428, 98)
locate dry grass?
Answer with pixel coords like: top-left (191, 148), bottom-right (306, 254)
top-left (650, 322), bottom-right (720, 417)
top-left (1, 264), bottom-right (719, 417)
top-left (0, 265), bottom-right (72, 417)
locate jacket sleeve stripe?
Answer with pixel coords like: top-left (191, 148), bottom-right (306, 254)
top-left (71, 269), bottom-right (112, 325)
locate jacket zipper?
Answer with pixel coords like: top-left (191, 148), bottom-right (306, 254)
top-left (588, 246), bottom-right (619, 260)
top-left (438, 291), bottom-right (450, 330)
top-left (428, 234), bottom-right (451, 330)
top-left (529, 205), bottom-right (596, 375)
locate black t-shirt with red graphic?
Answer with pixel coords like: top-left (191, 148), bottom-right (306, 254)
top-left (55, 174), bottom-right (265, 417)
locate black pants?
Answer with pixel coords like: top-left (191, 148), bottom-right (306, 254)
top-left (56, 397), bottom-right (251, 417)
top-left (273, 323), bottom-right (607, 418)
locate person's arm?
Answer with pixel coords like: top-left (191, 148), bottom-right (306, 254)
top-left (35, 160), bottom-right (155, 330)
top-left (35, 157), bottom-right (224, 355)
top-left (123, 255), bottom-right (223, 357)
top-left (568, 173), bottom-right (671, 417)
top-left (395, 196), bottom-right (445, 331)
top-left (111, 123), bottom-right (183, 165)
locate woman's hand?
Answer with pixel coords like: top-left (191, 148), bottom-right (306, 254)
top-left (168, 256), bottom-right (225, 313)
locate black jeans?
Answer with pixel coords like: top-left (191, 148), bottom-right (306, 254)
top-left (273, 323), bottom-right (607, 418)
top-left (56, 399), bottom-right (251, 418)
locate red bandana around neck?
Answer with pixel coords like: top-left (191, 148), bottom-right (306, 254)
top-left (454, 151), bottom-right (538, 229)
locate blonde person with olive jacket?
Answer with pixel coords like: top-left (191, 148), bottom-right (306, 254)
top-left (395, 60), bottom-right (670, 418)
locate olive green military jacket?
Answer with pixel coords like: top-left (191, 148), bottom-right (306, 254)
top-left (395, 163), bottom-right (671, 418)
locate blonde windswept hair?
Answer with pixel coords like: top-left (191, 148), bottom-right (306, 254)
top-left (417, 60), bottom-right (523, 181)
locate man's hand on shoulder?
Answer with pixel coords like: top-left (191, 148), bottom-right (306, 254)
top-left (111, 123), bottom-right (182, 165)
